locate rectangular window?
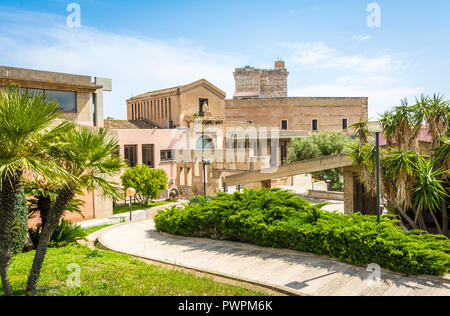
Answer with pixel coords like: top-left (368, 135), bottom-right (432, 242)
top-left (312, 119), bottom-right (318, 132)
top-left (142, 144), bottom-right (154, 168)
top-left (281, 120), bottom-right (288, 130)
top-left (199, 98), bottom-right (208, 116)
top-left (342, 118), bottom-right (348, 130)
top-left (124, 145), bottom-right (137, 167)
top-left (160, 150), bottom-right (174, 161)
top-left (45, 90), bottom-right (77, 113)
top-left (92, 93), bottom-right (97, 126)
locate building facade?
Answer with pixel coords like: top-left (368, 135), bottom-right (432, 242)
top-left (0, 66), bottom-right (113, 224)
top-left (120, 60), bottom-right (369, 198)
top-left (233, 61), bottom-right (289, 99)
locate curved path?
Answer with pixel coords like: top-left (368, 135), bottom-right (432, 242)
top-left (98, 220), bottom-right (450, 296)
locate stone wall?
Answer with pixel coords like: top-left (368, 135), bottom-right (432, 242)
top-left (233, 61), bottom-right (289, 99)
top-left (226, 97), bottom-right (368, 132)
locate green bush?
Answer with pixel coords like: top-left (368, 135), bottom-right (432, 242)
top-left (155, 189), bottom-right (450, 276)
top-left (29, 219), bottom-right (87, 248)
top-left (121, 165), bottom-right (168, 204)
top-left (11, 188), bottom-right (28, 255)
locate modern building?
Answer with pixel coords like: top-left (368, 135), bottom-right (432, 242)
top-left (0, 66), bottom-right (114, 224)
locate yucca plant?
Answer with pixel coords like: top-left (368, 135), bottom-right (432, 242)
top-left (0, 87), bottom-right (73, 296)
top-left (26, 126), bottom-right (126, 296)
top-left (349, 94), bottom-right (449, 235)
top-left (411, 158), bottom-right (448, 234)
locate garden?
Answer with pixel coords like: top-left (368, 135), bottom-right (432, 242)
top-left (0, 87), bottom-right (261, 296)
top-left (155, 189), bottom-right (450, 276)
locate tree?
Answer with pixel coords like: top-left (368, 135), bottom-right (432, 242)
top-left (11, 188), bottom-right (28, 255)
top-left (26, 126), bottom-right (126, 296)
top-left (288, 131), bottom-right (352, 191)
top-left (121, 165), bottom-right (168, 205)
top-left (0, 87), bottom-right (72, 296)
top-left (349, 94), bottom-right (449, 235)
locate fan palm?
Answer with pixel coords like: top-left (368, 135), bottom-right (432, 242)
top-left (0, 87), bottom-right (73, 296)
top-left (26, 126), bottom-right (126, 296)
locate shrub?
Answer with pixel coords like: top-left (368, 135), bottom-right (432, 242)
top-left (288, 131), bottom-right (352, 191)
top-left (155, 189), bottom-right (450, 276)
top-left (29, 219), bottom-right (87, 248)
top-left (121, 165), bottom-right (168, 204)
top-left (11, 188), bottom-right (28, 255)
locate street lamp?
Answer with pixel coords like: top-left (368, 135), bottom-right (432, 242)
top-left (202, 160), bottom-right (211, 197)
top-left (126, 187), bottom-right (136, 222)
top-left (367, 121), bottom-right (383, 224)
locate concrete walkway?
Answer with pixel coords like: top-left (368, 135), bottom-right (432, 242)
top-left (98, 220), bottom-right (450, 296)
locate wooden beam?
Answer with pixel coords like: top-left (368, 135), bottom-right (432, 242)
top-left (224, 154), bottom-right (353, 187)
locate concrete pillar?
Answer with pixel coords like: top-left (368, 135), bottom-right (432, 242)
top-left (343, 166), bottom-right (354, 215)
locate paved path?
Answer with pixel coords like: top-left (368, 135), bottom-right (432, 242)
top-left (99, 220), bottom-right (450, 296)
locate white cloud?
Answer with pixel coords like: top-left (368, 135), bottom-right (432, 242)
top-left (286, 41), bottom-right (399, 74)
top-left (283, 41), bottom-right (423, 117)
top-left (0, 7), bottom-right (241, 119)
top-left (354, 35), bottom-right (371, 41)
top-left (0, 7), bottom-right (426, 120)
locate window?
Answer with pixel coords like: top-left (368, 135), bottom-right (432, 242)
top-left (160, 150), bottom-right (174, 161)
top-left (312, 119), bottom-right (318, 132)
top-left (92, 93), bottom-right (97, 126)
top-left (124, 145), bottom-right (137, 167)
top-left (199, 98), bottom-right (208, 116)
top-left (45, 90), bottom-right (77, 113)
top-left (281, 120), bottom-right (288, 130)
top-left (142, 144), bottom-right (154, 168)
top-left (342, 118), bottom-right (348, 130)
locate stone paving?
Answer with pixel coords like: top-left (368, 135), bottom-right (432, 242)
top-left (98, 220), bottom-right (450, 296)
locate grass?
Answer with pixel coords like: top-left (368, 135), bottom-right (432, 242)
top-left (81, 224), bottom-right (114, 236)
top-left (113, 201), bottom-right (173, 215)
top-left (3, 245), bottom-right (264, 296)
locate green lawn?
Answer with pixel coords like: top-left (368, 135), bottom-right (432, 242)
top-left (113, 201), bottom-right (173, 215)
top-left (3, 245), bottom-right (264, 296)
top-left (81, 224), bottom-right (114, 236)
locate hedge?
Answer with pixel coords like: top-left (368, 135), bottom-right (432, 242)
top-left (155, 189), bottom-right (450, 276)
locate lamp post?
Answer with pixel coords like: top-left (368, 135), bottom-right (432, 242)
top-left (367, 121), bottom-right (383, 224)
top-left (202, 160), bottom-right (211, 197)
top-left (126, 187), bottom-right (136, 222)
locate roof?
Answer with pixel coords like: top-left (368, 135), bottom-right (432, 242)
top-left (104, 119), bottom-right (162, 130)
top-left (128, 79), bottom-right (226, 101)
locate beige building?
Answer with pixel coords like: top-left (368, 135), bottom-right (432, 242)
top-left (121, 60), bottom-right (369, 198)
top-left (0, 66), bottom-right (114, 223)
top-left (234, 61), bottom-right (289, 99)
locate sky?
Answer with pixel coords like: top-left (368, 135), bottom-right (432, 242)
top-left (0, 0), bottom-right (449, 119)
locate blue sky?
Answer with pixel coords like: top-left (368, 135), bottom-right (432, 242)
top-left (1, 0), bottom-right (449, 119)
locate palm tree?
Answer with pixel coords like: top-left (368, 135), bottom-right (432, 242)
top-left (26, 126), bottom-right (126, 296)
top-left (0, 87), bottom-right (72, 296)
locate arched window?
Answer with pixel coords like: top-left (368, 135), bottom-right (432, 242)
top-left (196, 135), bottom-right (215, 150)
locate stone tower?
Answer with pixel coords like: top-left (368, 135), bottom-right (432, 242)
top-left (233, 61), bottom-right (289, 99)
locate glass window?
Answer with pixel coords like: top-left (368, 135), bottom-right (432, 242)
top-left (20, 88), bottom-right (44, 97)
top-left (124, 145), bottom-right (137, 167)
top-left (142, 144), bottom-right (154, 168)
top-left (281, 120), bottom-right (288, 130)
top-left (342, 118), bottom-right (348, 130)
top-left (160, 150), bottom-right (174, 161)
top-left (45, 90), bottom-right (77, 113)
top-left (312, 119), bottom-right (318, 131)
